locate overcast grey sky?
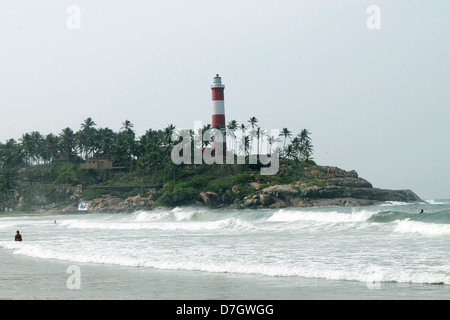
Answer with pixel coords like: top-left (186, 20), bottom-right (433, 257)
top-left (0, 0), bottom-right (449, 199)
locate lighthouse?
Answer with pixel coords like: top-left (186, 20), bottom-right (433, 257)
top-left (211, 74), bottom-right (226, 151)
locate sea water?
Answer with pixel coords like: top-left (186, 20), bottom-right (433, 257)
top-left (0, 200), bottom-right (449, 300)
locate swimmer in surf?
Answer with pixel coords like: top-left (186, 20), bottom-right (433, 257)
top-left (14, 230), bottom-right (22, 241)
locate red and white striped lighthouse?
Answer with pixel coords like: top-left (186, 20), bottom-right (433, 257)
top-left (211, 74), bottom-right (226, 150)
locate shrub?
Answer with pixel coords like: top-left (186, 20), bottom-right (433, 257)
top-left (154, 187), bottom-right (200, 207)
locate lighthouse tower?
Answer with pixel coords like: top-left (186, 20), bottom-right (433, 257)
top-left (211, 74), bottom-right (226, 151)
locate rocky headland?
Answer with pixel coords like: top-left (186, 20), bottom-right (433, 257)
top-left (198, 166), bottom-right (422, 209)
top-left (39, 165), bottom-right (422, 213)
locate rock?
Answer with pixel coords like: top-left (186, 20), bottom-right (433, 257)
top-left (200, 191), bottom-right (222, 207)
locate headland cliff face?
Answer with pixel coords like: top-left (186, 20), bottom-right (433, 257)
top-left (199, 166), bottom-right (422, 209)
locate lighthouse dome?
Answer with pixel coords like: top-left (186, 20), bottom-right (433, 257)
top-left (211, 74), bottom-right (225, 88)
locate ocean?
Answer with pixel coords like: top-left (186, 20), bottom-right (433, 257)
top-left (1, 200), bottom-right (449, 300)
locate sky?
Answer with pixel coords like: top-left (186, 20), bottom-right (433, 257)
top-left (0, 0), bottom-right (449, 199)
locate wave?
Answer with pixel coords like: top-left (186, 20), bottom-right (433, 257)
top-left (58, 216), bottom-right (255, 231)
top-left (132, 207), bottom-right (209, 222)
top-left (425, 199), bottom-right (448, 205)
top-left (394, 220), bottom-right (450, 236)
top-left (368, 209), bottom-right (450, 224)
top-left (2, 241), bottom-right (448, 285)
top-left (380, 201), bottom-right (413, 206)
top-left (266, 208), bottom-right (376, 223)
top-left (368, 211), bottom-right (412, 223)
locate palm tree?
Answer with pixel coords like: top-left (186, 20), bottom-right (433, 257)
top-left (267, 134), bottom-right (280, 156)
top-left (284, 144), bottom-right (297, 160)
top-left (247, 128), bottom-right (257, 155)
top-left (256, 127), bottom-right (266, 155)
top-left (163, 124), bottom-right (176, 150)
top-left (202, 124), bottom-right (212, 149)
top-left (97, 127), bottom-right (115, 155)
top-left (247, 117), bottom-right (259, 130)
top-left (30, 131), bottom-right (44, 164)
top-left (118, 120), bottom-right (138, 166)
top-left (59, 127), bottom-right (76, 161)
top-left (227, 120), bottom-right (238, 154)
top-left (300, 139), bottom-right (314, 162)
top-left (238, 135), bottom-right (250, 156)
top-left (19, 133), bottom-right (33, 165)
top-left (0, 139), bottom-right (24, 169)
top-left (298, 129), bottom-right (311, 144)
top-left (43, 133), bottom-right (60, 164)
top-left (79, 117), bottom-right (98, 159)
top-left (280, 128), bottom-right (292, 150)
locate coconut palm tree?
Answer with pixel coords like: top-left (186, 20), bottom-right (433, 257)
top-left (19, 133), bottom-right (34, 165)
top-left (0, 139), bottom-right (24, 169)
top-left (256, 127), bottom-right (266, 155)
top-left (42, 133), bottom-right (60, 164)
top-left (267, 134), bottom-right (280, 156)
top-left (120, 120), bottom-right (138, 165)
top-left (30, 131), bottom-right (44, 164)
top-left (284, 144), bottom-right (297, 160)
top-left (300, 139), bottom-right (314, 162)
top-left (247, 116), bottom-right (258, 130)
top-left (97, 127), bottom-right (115, 155)
top-left (77, 117), bottom-right (98, 159)
top-left (238, 135), bottom-right (250, 156)
top-left (59, 127), bottom-right (77, 161)
top-left (202, 124), bottom-right (212, 149)
top-left (227, 120), bottom-right (238, 154)
top-left (280, 128), bottom-right (292, 150)
top-left (163, 124), bottom-right (176, 151)
top-left (298, 129), bottom-right (311, 144)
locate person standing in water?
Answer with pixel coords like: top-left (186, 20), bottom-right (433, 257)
top-left (14, 230), bottom-right (22, 241)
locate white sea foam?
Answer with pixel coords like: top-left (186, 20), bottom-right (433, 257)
top-left (58, 216), bottom-right (254, 231)
top-left (267, 209), bottom-right (376, 223)
top-left (425, 199), bottom-right (446, 205)
top-left (380, 201), bottom-right (411, 206)
top-left (393, 219), bottom-right (450, 236)
top-left (4, 238), bottom-right (448, 285)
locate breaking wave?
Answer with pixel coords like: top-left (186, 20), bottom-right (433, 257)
top-left (1, 202), bottom-right (450, 286)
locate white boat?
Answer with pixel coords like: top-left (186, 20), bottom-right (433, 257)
top-left (78, 202), bottom-right (89, 211)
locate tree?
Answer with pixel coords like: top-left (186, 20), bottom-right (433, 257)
top-left (284, 144), bottom-right (296, 160)
top-left (247, 116), bottom-right (259, 130)
top-left (43, 133), bottom-right (60, 163)
top-left (267, 134), bottom-right (280, 156)
top-left (202, 124), bottom-right (212, 149)
top-left (30, 131), bottom-right (44, 165)
top-left (112, 120), bottom-right (137, 168)
top-left (300, 139), bottom-right (314, 162)
top-left (238, 135), bottom-right (250, 156)
top-left (227, 120), bottom-right (238, 154)
top-left (19, 133), bottom-right (34, 165)
top-left (280, 128), bottom-right (292, 151)
top-left (59, 127), bottom-right (77, 160)
top-left (78, 117), bottom-right (98, 159)
top-left (97, 127), bottom-right (115, 155)
top-left (256, 127), bottom-right (266, 155)
top-left (298, 129), bottom-right (311, 144)
top-left (163, 124), bottom-right (176, 149)
top-left (0, 139), bottom-right (24, 169)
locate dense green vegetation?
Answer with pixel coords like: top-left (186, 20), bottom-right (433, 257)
top-left (0, 117), bottom-right (316, 211)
